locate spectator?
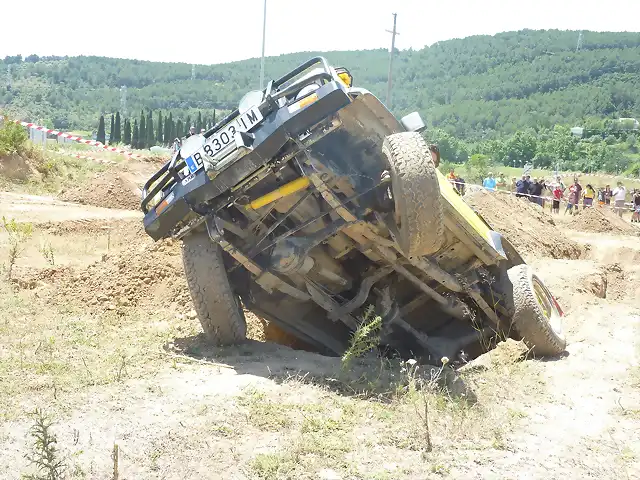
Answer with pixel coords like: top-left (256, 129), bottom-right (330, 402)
top-left (565, 182), bottom-right (580, 215)
top-left (446, 169), bottom-right (457, 189)
top-left (552, 183), bottom-right (563, 214)
top-left (573, 177), bottom-right (583, 203)
top-left (582, 184), bottom-right (596, 209)
top-left (597, 187), bottom-right (606, 206)
top-left (529, 178), bottom-right (544, 206)
top-left (633, 189), bottom-right (640, 223)
top-left (455, 175), bottom-right (466, 196)
top-left (511, 177), bottom-right (517, 192)
top-left (497, 173), bottom-right (507, 190)
top-left (515, 175), bottom-right (530, 198)
top-left (612, 182), bottom-right (626, 218)
top-left (604, 185), bottom-right (612, 205)
top-left (483, 172), bottom-right (497, 191)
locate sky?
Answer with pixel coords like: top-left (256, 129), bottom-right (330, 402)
top-left (2, 0), bottom-right (639, 65)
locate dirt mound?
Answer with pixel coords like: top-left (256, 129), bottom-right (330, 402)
top-left (465, 190), bottom-right (582, 261)
top-left (59, 171), bottom-right (142, 210)
top-left (0, 154), bottom-right (41, 181)
top-left (16, 235), bottom-right (269, 340)
top-left (570, 207), bottom-right (638, 235)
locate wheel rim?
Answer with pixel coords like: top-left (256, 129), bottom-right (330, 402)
top-left (532, 275), bottom-right (563, 336)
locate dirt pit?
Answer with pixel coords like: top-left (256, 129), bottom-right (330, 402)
top-left (570, 206), bottom-right (638, 235)
top-left (59, 171), bottom-right (142, 210)
top-left (465, 190), bottom-right (583, 260)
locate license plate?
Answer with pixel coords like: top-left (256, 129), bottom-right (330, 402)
top-left (186, 106), bottom-right (263, 174)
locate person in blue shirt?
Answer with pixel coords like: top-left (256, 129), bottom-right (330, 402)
top-left (483, 172), bottom-right (497, 191)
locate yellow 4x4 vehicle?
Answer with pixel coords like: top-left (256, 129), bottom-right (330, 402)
top-left (142, 57), bottom-right (566, 364)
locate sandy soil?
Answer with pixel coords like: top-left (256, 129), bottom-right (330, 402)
top-left (0, 174), bottom-right (639, 479)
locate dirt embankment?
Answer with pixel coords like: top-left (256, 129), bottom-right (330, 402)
top-left (465, 190), bottom-right (583, 260)
top-left (60, 171), bottom-right (142, 211)
top-left (570, 206), bottom-right (638, 235)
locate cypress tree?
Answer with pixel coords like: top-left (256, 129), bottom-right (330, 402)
top-left (196, 111), bottom-right (203, 132)
top-left (132, 120), bottom-right (139, 149)
top-left (185, 115), bottom-right (191, 133)
top-left (123, 119), bottom-right (132, 145)
top-left (109, 114), bottom-right (115, 144)
top-left (114, 112), bottom-right (121, 143)
top-left (147, 110), bottom-right (154, 147)
top-left (139, 111), bottom-right (146, 149)
top-left (164, 113), bottom-right (171, 145)
top-left (97, 115), bottom-right (106, 144)
top-left (157, 111), bottom-right (163, 145)
top-left (176, 119), bottom-right (183, 139)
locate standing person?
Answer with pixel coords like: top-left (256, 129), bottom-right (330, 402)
top-left (631, 188), bottom-right (640, 223)
top-left (565, 182), bottom-right (580, 215)
top-left (497, 173), bottom-right (507, 190)
top-left (604, 184), bottom-right (612, 205)
top-left (597, 187), bottom-right (606, 206)
top-left (612, 182), bottom-right (626, 218)
top-left (515, 175), bottom-right (530, 198)
top-left (447, 169), bottom-right (457, 189)
top-left (483, 172), bottom-right (497, 191)
top-left (455, 175), bottom-right (466, 196)
top-left (511, 177), bottom-right (518, 193)
top-left (633, 189), bottom-right (640, 223)
top-left (582, 184), bottom-right (596, 209)
top-left (529, 178), bottom-right (543, 205)
top-left (552, 183), bottom-right (563, 214)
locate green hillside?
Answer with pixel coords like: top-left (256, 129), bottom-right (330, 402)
top-left (1, 29), bottom-right (639, 139)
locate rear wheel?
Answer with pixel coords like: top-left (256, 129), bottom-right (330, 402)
top-left (182, 233), bottom-right (247, 345)
top-left (507, 264), bottom-right (566, 356)
top-left (382, 132), bottom-right (444, 257)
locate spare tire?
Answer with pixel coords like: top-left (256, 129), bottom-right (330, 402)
top-left (382, 132), bottom-right (444, 257)
top-left (182, 233), bottom-right (247, 345)
top-left (507, 264), bottom-right (566, 356)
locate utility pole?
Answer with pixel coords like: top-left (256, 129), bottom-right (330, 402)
top-left (191, 64), bottom-right (195, 80)
top-left (259, 0), bottom-right (267, 90)
top-left (385, 13), bottom-right (399, 108)
top-left (576, 31), bottom-right (583, 52)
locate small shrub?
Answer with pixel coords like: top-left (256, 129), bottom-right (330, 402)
top-left (341, 305), bottom-right (382, 370)
top-left (2, 216), bottom-right (33, 280)
top-left (22, 408), bottom-right (66, 480)
top-left (38, 240), bottom-right (55, 266)
top-left (0, 121), bottom-right (28, 156)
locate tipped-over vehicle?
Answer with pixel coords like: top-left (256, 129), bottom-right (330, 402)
top-left (141, 57), bottom-right (566, 364)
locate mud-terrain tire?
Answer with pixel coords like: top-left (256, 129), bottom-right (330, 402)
top-left (507, 264), bottom-right (566, 356)
top-left (382, 132), bottom-right (444, 257)
top-left (182, 233), bottom-right (247, 345)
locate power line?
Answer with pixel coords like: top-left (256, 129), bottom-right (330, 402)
top-left (385, 13), bottom-right (399, 109)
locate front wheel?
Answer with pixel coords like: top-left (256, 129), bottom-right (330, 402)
top-left (506, 264), bottom-right (566, 356)
top-left (382, 132), bottom-right (444, 257)
top-left (182, 233), bottom-right (247, 345)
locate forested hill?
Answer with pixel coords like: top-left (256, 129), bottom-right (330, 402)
top-left (2, 29), bottom-right (639, 139)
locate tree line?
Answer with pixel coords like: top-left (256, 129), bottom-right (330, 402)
top-left (427, 121), bottom-right (639, 179)
top-left (1, 29), bottom-right (638, 139)
top-left (95, 110), bottom-right (217, 148)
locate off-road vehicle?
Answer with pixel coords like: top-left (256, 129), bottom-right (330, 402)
top-left (142, 57), bottom-right (566, 364)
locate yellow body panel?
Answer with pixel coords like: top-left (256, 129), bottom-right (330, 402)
top-left (436, 170), bottom-right (492, 245)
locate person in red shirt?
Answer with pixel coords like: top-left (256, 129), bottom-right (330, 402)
top-left (552, 184), bottom-right (563, 214)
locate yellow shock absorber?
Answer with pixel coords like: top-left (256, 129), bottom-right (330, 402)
top-left (249, 176), bottom-right (311, 210)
